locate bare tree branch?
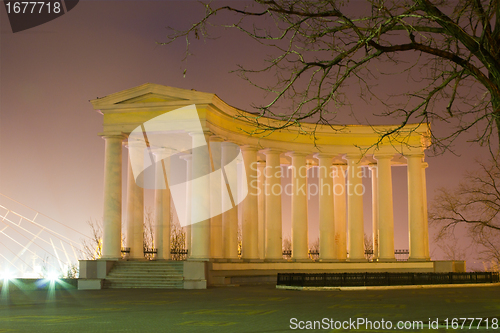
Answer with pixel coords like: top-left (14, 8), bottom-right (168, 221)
top-left (161, 0), bottom-right (500, 154)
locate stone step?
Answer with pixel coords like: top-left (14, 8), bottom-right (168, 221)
top-left (114, 262), bottom-right (184, 265)
top-left (111, 269), bottom-right (183, 273)
top-left (110, 267), bottom-right (183, 272)
top-left (111, 267), bottom-right (183, 271)
top-left (106, 278), bottom-right (183, 282)
top-left (113, 266), bottom-right (183, 271)
top-left (108, 268), bottom-right (183, 273)
top-left (112, 264), bottom-right (183, 267)
top-left (104, 261), bottom-right (185, 289)
top-left (106, 272), bottom-right (182, 279)
top-left (108, 271), bottom-right (183, 278)
top-left (104, 282), bottom-right (183, 289)
top-left (104, 278), bottom-right (183, 283)
top-left (113, 265), bottom-right (184, 268)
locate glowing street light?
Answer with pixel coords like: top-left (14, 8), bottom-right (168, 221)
top-left (1, 270), bottom-right (14, 281)
top-left (46, 271), bottom-right (60, 282)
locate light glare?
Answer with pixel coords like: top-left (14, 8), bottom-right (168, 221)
top-left (1, 270), bottom-right (14, 281)
top-left (47, 271), bottom-right (60, 281)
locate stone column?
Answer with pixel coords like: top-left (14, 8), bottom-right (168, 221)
top-left (126, 140), bottom-right (145, 260)
top-left (101, 134), bottom-right (124, 260)
top-left (345, 154), bottom-right (365, 261)
top-left (288, 152), bottom-right (309, 260)
top-left (180, 154), bottom-right (192, 259)
top-left (315, 154), bottom-right (335, 261)
top-left (221, 142), bottom-right (239, 259)
top-left (237, 158), bottom-right (244, 255)
top-left (189, 132), bottom-right (211, 259)
top-left (209, 137), bottom-right (223, 259)
top-left (240, 146), bottom-right (259, 259)
top-left (263, 149), bottom-right (282, 260)
top-left (422, 162), bottom-right (430, 259)
top-left (333, 164), bottom-right (347, 261)
top-left (257, 160), bottom-right (266, 259)
top-left (153, 148), bottom-right (171, 260)
top-left (406, 153), bottom-right (428, 261)
top-left (369, 165), bottom-right (378, 261)
top-left (374, 155), bottom-right (395, 261)
top-left (125, 157), bottom-right (136, 258)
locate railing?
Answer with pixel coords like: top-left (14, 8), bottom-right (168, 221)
top-left (170, 249), bottom-right (188, 261)
top-left (395, 249), bottom-right (410, 261)
top-left (119, 248), bottom-right (410, 262)
top-left (277, 272), bottom-right (500, 287)
top-left (283, 250), bottom-right (410, 261)
top-left (121, 248), bottom-right (188, 261)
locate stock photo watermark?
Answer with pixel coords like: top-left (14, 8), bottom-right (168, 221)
top-left (127, 104), bottom-right (374, 228)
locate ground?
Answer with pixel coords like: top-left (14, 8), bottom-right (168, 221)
top-left (0, 284), bottom-right (499, 332)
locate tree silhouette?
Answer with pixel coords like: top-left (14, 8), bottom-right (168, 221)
top-left (430, 156), bottom-right (500, 267)
top-left (164, 0), bottom-right (500, 152)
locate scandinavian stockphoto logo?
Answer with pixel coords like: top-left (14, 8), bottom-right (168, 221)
top-left (127, 104), bottom-right (247, 227)
top-left (3, 0), bottom-right (79, 33)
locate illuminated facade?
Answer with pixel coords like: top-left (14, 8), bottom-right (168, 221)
top-left (83, 83), bottom-right (441, 289)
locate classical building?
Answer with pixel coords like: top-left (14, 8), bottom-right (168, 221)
top-left (78, 83), bottom-right (463, 290)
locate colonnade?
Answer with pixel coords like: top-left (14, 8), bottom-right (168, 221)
top-left (100, 133), bottom-right (431, 263)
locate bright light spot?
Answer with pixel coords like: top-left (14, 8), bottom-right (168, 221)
top-left (1, 270), bottom-right (14, 281)
top-left (47, 271), bottom-right (60, 281)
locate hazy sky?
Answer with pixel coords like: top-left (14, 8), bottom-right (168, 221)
top-left (0, 1), bottom-right (493, 271)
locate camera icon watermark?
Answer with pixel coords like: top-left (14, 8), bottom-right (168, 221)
top-left (3, 1), bottom-right (79, 33)
top-left (127, 104), bottom-right (247, 227)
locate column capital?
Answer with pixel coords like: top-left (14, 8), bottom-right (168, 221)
top-left (405, 153), bottom-right (425, 159)
top-left (313, 153), bottom-right (336, 160)
top-left (125, 139), bottom-right (145, 146)
top-left (221, 141), bottom-right (238, 148)
top-left (99, 132), bottom-right (128, 142)
top-left (240, 145), bottom-right (259, 152)
top-left (188, 131), bottom-right (212, 138)
top-left (343, 153), bottom-right (364, 161)
top-left (261, 148), bottom-right (284, 155)
top-left (285, 151), bottom-right (308, 158)
top-left (101, 132), bottom-right (126, 140)
top-left (149, 146), bottom-right (175, 158)
top-left (373, 154), bottom-right (394, 160)
top-left (179, 154), bottom-right (192, 162)
top-left (306, 160), bottom-right (318, 169)
top-left (332, 163), bottom-right (347, 168)
top-left (209, 135), bottom-right (225, 142)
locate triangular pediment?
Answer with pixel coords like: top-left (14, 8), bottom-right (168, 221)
top-left (117, 93), bottom-right (187, 104)
top-left (91, 83), bottom-right (216, 109)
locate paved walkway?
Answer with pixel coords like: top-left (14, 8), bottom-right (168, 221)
top-left (0, 282), bottom-right (499, 332)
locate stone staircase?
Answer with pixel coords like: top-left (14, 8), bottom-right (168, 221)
top-left (103, 261), bottom-right (184, 289)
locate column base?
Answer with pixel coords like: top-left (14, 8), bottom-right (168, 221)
top-left (318, 259), bottom-right (344, 263)
top-left (127, 258), bottom-right (148, 261)
top-left (187, 257), bottom-right (210, 262)
top-left (264, 258), bottom-right (287, 262)
top-left (98, 257), bottom-right (120, 261)
top-left (211, 258), bottom-right (229, 263)
top-left (376, 257), bottom-right (396, 262)
top-left (407, 257), bottom-right (431, 262)
top-left (347, 258), bottom-right (369, 262)
top-left (225, 258), bottom-right (242, 263)
top-left (241, 259), bottom-right (265, 263)
top-left (289, 258), bottom-right (313, 263)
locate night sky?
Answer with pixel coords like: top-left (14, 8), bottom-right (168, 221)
top-left (0, 1), bottom-right (493, 272)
